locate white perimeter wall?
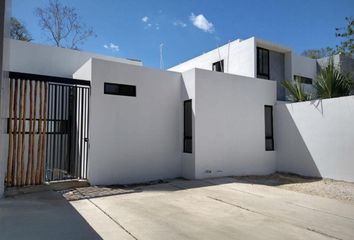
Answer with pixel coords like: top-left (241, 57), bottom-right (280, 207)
top-left (79, 59), bottom-right (182, 185)
top-left (8, 39), bottom-right (142, 78)
top-left (169, 38), bottom-right (256, 78)
top-left (194, 69), bottom-right (277, 179)
top-left (275, 96), bottom-right (354, 182)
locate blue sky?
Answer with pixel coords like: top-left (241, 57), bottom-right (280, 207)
top-left (12, 0), bottom-right (354, 68)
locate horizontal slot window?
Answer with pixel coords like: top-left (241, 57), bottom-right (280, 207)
top-left (104, 82), bottom-right (136, 97)
top-left (294, 75), bottom-right (313, 85)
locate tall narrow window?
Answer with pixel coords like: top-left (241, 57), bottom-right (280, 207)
top-left (212, 60), bottom-right (224, 72)
top-left (184, 100), bottom-right (192, 153)
top-left (257, 47), bottom-right (269, 79)
top-left (264, 105), bottom-right (274, 151)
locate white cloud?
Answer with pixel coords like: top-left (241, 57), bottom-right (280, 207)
top-left (141, 16), bottom-right (149, 22)
top-left (103, 42), bottom-right (119, 52)
top-left (189, 13), bottom-right (214, 33)
top-left (155, 23), bottom-right (160, 30)
top-left (173, 20), bottom-right (187, 28)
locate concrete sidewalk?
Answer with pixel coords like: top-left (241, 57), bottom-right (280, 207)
top-left (0, 191), bottom-right (101, 240)
top-left (71, 178), bottom-right (354, 240)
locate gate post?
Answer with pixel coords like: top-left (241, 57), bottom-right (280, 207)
top-left (0, 0), bottom-right (10, 198)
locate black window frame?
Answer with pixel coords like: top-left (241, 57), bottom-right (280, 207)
top-left (264, 105), bottom-right (274, 151)
top-left (212, 60), bottom-right (224, 72)
top-left (183, 99), bottom-right (192, 153)
top-left (294, 75), bottom-right (313, 85)
top-left (104, 82), bottom-right (136, 97)
top-left (257, 47), bottom-right (270, 79)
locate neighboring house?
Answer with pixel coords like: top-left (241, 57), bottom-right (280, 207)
top-left (169, 37), bottom-right (316, 101)
top-left (169, 37), bottom-right (354, 100)
top-left (317, 53), bottom-right (354, 75)
top-left (1, 37), bottom-right (354, 198)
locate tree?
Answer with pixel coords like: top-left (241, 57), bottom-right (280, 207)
top-left (35, 0), bottom-right (96, 50)
top-left (335, 17), bottom-right (354, 56)
top-left (314, 59), bottom-right (353, 99)
top-left (301, 17), bottom-right (353, 58)
top-left (301, 47), bottom-right (335, 59)
top-left (281, 79), bottom-right (310, 102)
top-left (10, 17), bottom-right (32, 41)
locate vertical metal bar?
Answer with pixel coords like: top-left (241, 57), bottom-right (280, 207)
top-left (53, 84), bottom-right (57, 180)
top-left (63, 86), bottom-right (68, 173)
top-left (62, 86), bottom-right (66, 172)
top-left (72, 86), bottom-right (77, 178)
top-left (58, 85), bottom-right (64, 177)
top-left (67, 86), bottom-right (73, 176)
top-left (45, 84), bottom-right (51, 181)
top-left (7, 79), bottom-right (14, 187)
top-left (59, 85), bottom-right (64, 177)
top-left (50, 84), bottom-right (54, 181)
top-left (86, 87), bottom-right (90, 179)
top-left (80, 87), bottom-right (84, 178)
top-left (82, 88), bottom-right (87, 179)
top-left (40, 82), bottom-right (48, 182)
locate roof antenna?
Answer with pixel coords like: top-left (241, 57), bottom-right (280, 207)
top-left (216, 42), bottom-right (223, 72)
top-left (227, 40), bottom-right (231, 72)
top-left (160, 43), bottom-right (164, 70)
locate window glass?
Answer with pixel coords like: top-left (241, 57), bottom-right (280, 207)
top-left (184, 100), bottom-right (192, 153)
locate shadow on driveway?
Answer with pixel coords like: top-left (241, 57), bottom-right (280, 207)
top-left (0, 191), bottom-right (101, 240)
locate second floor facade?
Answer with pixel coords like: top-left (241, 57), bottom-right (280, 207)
top-left (169, 37), bottom-right (319, 101)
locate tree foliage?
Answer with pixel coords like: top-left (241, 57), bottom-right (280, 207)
top-left (301, 16), bottom-right (353, 58)
top-left (301, 47), bottom-right (335, 59)
top-left (10, 17), bottom-right (32, 41)
top-left (35, 0), bottom-right (96, 50)
top-left (335, 17), bottom-right (354, 56)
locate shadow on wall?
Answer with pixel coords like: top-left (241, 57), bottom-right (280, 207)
top-left (275, 103), bottom-right (322, 178)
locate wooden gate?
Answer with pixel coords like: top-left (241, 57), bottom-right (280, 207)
top-left (5, 72), bottom-right (90, 187)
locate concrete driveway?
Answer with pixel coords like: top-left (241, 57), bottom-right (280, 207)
top-left (69, 177), bottom-right (354, 240)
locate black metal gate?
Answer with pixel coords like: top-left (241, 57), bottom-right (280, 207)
top-left (7, 72), bottom-right (90, 186)
top-left (46, 83), bottom-right (90, 181)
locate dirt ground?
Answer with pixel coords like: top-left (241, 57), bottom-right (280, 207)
top-left (234, 173), bottom-right (354, 204)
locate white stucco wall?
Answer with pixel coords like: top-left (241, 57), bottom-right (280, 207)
top-left (169, 38), bottom-right (256, 78)
top-left (292, 54), bottom-right (317, 80)
top-left (193, 69), bottom-right (277, 179)
top-left (83, 59), bottom-right (182, 185)
top-left (8, 39), bottom-right (142, 78)
top-left (275, 96), bottom-right (354, 182)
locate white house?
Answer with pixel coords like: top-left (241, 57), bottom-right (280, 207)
top-left (169, 37), bottom-right (318, 101)
top-left (1, 37), bottom-right (354, 198)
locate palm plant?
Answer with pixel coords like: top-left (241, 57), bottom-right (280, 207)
top-left (282, 79), bottom-right (310, 102)
top-left (314, 60), bottom-right (353, 99)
